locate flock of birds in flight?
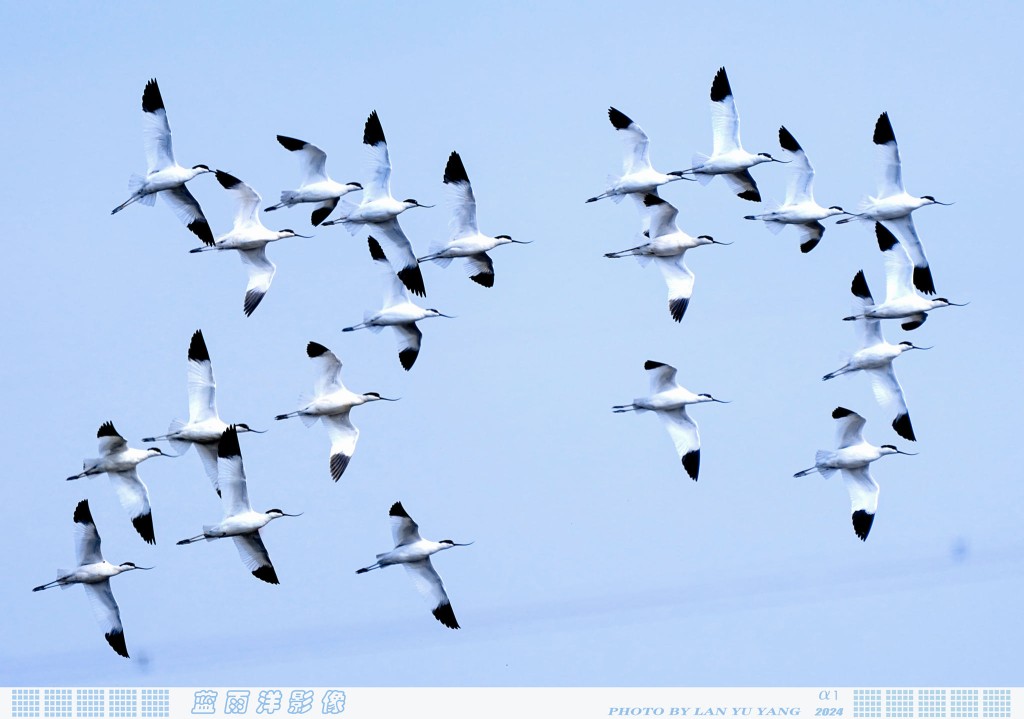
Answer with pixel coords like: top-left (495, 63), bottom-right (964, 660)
top-left (33, 66), bottom-right (962, 658)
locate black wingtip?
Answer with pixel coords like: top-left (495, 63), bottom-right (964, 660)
top-left (643, 193), bottom-right (665, 207)
top-left (607, 107), bottom-right (633, 130)
top-left (913, 265), bottom-right (936, 295)
top-left (737, 189), bottom-right (761, 202)
top-left (276, 135), bottom-right (307, 152)
top-left (399, 348), bottom-right (419, 371)
top-left (74, 499), bottom-right (93, 525)
top-left (133, 513), bottom-right (156, 545)
top-left (243, 289), bottom-right (264, 317)
top-left (669, 297), bottom-right (689, 322)
top-left (188, 329), bottom-right (210, 363)
top-left (832, 406), bottom-right (854, 419)
top-left (443, 151), bottom-right (470, 185)
top-left (901, 317), bottom-right (926, 331)
top-left (215, 170), bottom-right (243, 190)
top-left (218, 426), bottom-right (241, 460)
top-left (470, 272), bottom-right (494, 288)
top-left (710, 67), bottom-right (732, 102)
top-left (874, 222), bottom-right (899, 252)
top-left (682, 449), bottom-right (700, 481)
top-left (852, 510), bottom-right (874, 541)
top-left (330, 454), bottom-right (350, 482)
top-left (105, 630), bottom-right (130, 658)
top-left (778, 126), bottom-right (801, 153)
top-left (800, 238), bottom-right (821, 254)
top-left (97, 421), bottom-right (120, 439)
top-left (141, 79), bottom-right (163, 114)
top-left (433, 602), bottom-right (460, 629)
top-left (389, 501), bottom-right (410, 518)
top-left (310, 205), bottom-right (333, 227)
top-left (188, 219), bottom-right (215, 247)
top-left (892, 413), bottom-right (916, 442)
top-left (398, 265), bottom-right (427, 297)
top-left (306, 341), bottom-right (330, 358)
top-left (252, 564), bottom-right (280, 585)
top-left (363, 110), bottom-right (386, 146)
top-left (367, 236), bottom-right (387, 261)
top-left (873, 112), bottom-right (896, 145)
top-left (851, 270), bottom-right (873, 301)
top-left (644, 360), bottom-right (666, 370)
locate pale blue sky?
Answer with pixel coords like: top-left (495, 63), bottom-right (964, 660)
top-left (2, 1), bottom-right (1022, 687)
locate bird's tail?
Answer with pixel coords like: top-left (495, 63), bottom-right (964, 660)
top-left (814, 451), bottom-right (837, 479)
top-left (364, 311), bottom-right (385, 334)
top-left (56, 569), bottom-right (73, 591)
top-left (164, 419), bottom-right (191, 456)
top-left (687, 154), bottom-right (714, 185)
top-left (296, 393), bottom-right (319, 427)
top-left (420, 241), bottom-right (454, 267)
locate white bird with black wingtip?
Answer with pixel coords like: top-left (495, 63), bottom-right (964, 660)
top-left (794, 407), bottom-right (916, 541)
top-left (176, 426), bottom-right (300, 584)
top-left (604, 193), bottom-right (726, 322)
top-left (744, 126), bottom-right (848, 253)
top-left (682, 67), bottom-right (786, 202)
top-left (842, 224), bottom-right (965, 331)
top-left (190, 170), bottom-right (312, 317)
top-left (67, 421), bottom-right (173, 544)
top-left (825, 269), bottom-right (933, 441)
top-left (586, 107), bottom-right (690, 204)
top-left (143, 330), bottom-right (265, 495)
top-left (274, 341), bottom-right (398, 481)
top-left (33, 499), bottom-right (152, 658)
top-left (417, 151), bottom-right (529, 287)
top-left (343, 238), bottom-right (453, 371)
top-left (613, 360), bottom-right (728, 481)
top-left (356, 501), bottom-right (471, 630)
top-left (111, 78), bottom-right (213, 245)
top-left (322, 110), bottom-right (430, 297)
top-left (264, 134), bottom-right (363, 226)
top-left (836, 112), bottom-right (951, 294)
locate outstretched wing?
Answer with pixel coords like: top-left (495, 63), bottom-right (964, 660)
top-left (444, 151), bottom-right (478, 239)
top-left (232, 532), bottom-right (279, 584)
top-left (659, 407), bottom-right (701, 481)
top-left (97, 421), bottom-right (128, 456)
top-left (108, 470), bottom-right (155, 544)
top-left (873, 112), bottom-right (904, 197)
top-left (832, 407), bottom-right (867, 449)
top-left (643, 360), bottom-right (678, 393)
top-left (216, 170), bottom-right (263, 230)
top-left (377, 219), bottom-right (426, 298)
top-left (655, 255), bottom-right (695, 323)
top-left (277, 135), bottom-right (330, 186)
top-left (238, 247), bottom-right (277, 317)
top-left (608, 107), bottom-right (652, 175)
top-left (841, 466), bottom-right (879, 541)
top-left (162, 186), bottom-right (214, 246)
top-left (389, 501), bottom-right (421, 547)
top-left (404, 558), bottom-right (459, 629)
top-left (73, 499), bottom-right (103, 566)
top-left (362, 110), bottom-right (391, 202)
top-left (141, 79), bottom-right (174, 173)
top-left (187, 330), bottom-right (218, 423)
top-left (709, 67), bottom-right (741, 155)
top-left (322, 412), bottom-right (359, 481)
top-left (83, 580), bottom-right (128, 657)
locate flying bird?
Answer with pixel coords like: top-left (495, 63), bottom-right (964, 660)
top-left (743, 126), bottom-right (848, 252)
top-left (111, 78), bottom-right (213, 244)
top-left (825, 271), bottom-right (933, 441)
top-left (612, 360), bottom-right (728, 480)
top-left (356, 501), bottom-right (471, 629)
top-left (343, 238), bottom-right (453, 370)
top-left (604, 193), bottom-right (726, 322)
top-left (190, 171), bottom-right (312, 316)
top-left (322, 110), bottom-right (430, 296)
top-left (836, 112), bottom-right (951, 294)
top-left (417, 151), bottom-right (529, 287)
top-left (142, 330), bottom-right (265, 495)
top-left (264, 134), bottom-right (362, 226)
top-left (794, 407), bottom-right (915, 541)
top-left (275, 341), bottom-right (398, 481)
top-left (176, 426), bottom-right (300, 584)
top-left (682, 67), bottom-right (786, 201)
top-left (66, 421), bottom-right (173, 544)
top-left (585, 107), bottom-right (690, 204)
top-left (842, 224), bottom-right (965, 331)
top-left (32, 500), bottom-right (151, 658)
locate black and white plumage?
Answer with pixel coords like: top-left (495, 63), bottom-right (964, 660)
top-left (682, 68), bottom-right (785, 201)
top-left (836, 112), bottom-right (951, 294)
top-left (111, 79), bottom-right (213, 244)
top-left (793, 407), bottom-right (915, 541)
top-left (343, 238), bottom-right (453, 371)
top-left (66, 421), bottom-right (172, 544)
top-left (176, 426), bottom-right (300, 584)
top-left (604, 193), bottom-right (725, 322)
top-left (417, 151), bottom-right (528, 287)
top-left (142, 330), bottom-right (265, 495)
top-left (613, 360), bottom-right (728, 480)
top-left (825, 270), bottom-right (932, 441)
top-left (743, 126), bottom-right (848, 252)
top-left (32, 500), bottom-right (151, 658)
top-left (189, 170), bottom-right (311, 316)
top-left (355, 502), bottom-right (471, 630)
top-left (585, 107), bottom-right (689, 203)
top-left (264, 134), bottom-right (362, 226)
top-left (321, 111), bottom-right (430, 297)
top-left (842, 224), bottom-right (965, 331)
top-left (274, 342), bottom-right (398, 481)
